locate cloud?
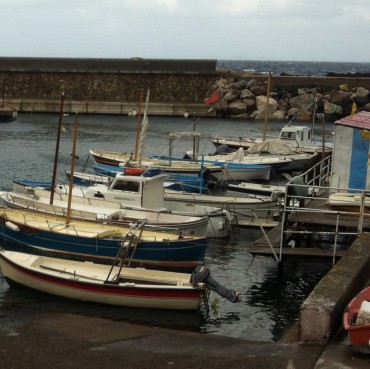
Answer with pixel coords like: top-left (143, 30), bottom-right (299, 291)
top-left (0, 0), bottom-right (369, 61)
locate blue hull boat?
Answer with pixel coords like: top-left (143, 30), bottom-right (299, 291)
top-left (0, 208), bottom-right (207, 270)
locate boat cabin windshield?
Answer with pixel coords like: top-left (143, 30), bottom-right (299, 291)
top-left (111, 180), bottom-right (140, 192)
top-left (280, 131), bottom-right (296, 140)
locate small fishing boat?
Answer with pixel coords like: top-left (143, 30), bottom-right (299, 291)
top-left (1, 188), bottom-right (210, 237)
top-left (0, 249), bottom-right (206, 310)
top-left (13, 178), bottom-right (53, 194)
top-left (0, 208), bottom-right (207, 270)
top-left (210, 125), bottom-right (333, 154)
top-left (164, 189), bottom-right (280, 228)
top-left (90, 132), bottom-right (271, 182)
top-left (0, 105), bottom-right (17, 123)
top-left (67, 169), bottom-right (211, 194)
top-left (54, 173), bottom-right (231, 238)
top-left (151, 154), bottom-right (271, 182)
top-left (200, 142), bottom-right (316, 173)
top-left (343, 286), bottom-right (370, 351)
top-left (227, 181), bottom-right (286, 198)
top-left (90, 149), bottom-right (225, 179)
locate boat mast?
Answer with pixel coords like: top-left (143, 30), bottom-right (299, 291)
top-left (137, 89), bottom-right (150, 166)
top-left (66, 114), bottom-right (79, 225)
top-left (263, 71), bottom-right (272, 141)
top-left (133, 89), bottom-right (144, 161)
top-left (50, 84), bottom-right (65, 205)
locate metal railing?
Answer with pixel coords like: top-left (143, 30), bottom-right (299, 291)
top-left (275, 154), bottom-right (370, 264)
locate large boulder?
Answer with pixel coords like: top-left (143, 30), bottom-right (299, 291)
top-left (324, 101), bottom-right (342, 116)
top-left (250, 85), bottom-right (267, 96)
top-left (351, 87), bottom-right (369, 105)
top-left (240, 89), bottom-right (255, 100)
top-left (246, 79), bottom-right (258, 89)
top-left (227, 101), bottom-right (247, 116)
top-left (214, 78), bottom-right (229, 88)
top-left (223, 89), bottom-right (241, 103)
top-left (225, 80), bottom-right (248, 90)
top-left (252, 95), bottom-right (278, 119)
top-left (330, 90), bottom-right (351, 106)
top-left (272, 110), bottom-right (286, 120)
top-left (244, 98), bottom-right (257, 112)
top-left (289, 93), bottom-right (315, 115)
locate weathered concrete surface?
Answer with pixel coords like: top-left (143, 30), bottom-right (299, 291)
top-left (1, 311), bottom-right (369, 369)
top-left (0, 312), bottom-right (323, 369)
top-left (299, 232), bottom-right (370, 343)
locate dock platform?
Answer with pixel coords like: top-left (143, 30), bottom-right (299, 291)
top-left (249, 191), bottom-right (370, 259)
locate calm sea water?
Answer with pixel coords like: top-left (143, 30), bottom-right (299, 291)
top-left (218, 60), bottom-right (370, 76)
top-left (0, 112), bottom-right (333, 341)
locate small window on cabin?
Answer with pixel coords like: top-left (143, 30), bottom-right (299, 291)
top-left (111, 180), bottom-right (140, 192)
top-left (282, 131), bottom-right (296, 140)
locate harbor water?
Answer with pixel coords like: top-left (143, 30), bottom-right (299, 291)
top-left (0, 113), bottom-right (334, 341)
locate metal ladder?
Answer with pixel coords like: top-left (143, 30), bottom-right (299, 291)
top-left (104, 220), bottom-right (146, 284)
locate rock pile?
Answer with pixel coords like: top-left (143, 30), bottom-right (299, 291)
top-left (207, 74), bottom-right (370, 121)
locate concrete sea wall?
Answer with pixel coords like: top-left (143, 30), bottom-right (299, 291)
top-left (1, 57), bottom-right (370, 118)
top-left (299, 232), bottom-right (370, 343)
top-left (0, 57), bottom-right (218, 116)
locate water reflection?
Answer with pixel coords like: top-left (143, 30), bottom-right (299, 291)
top-left (246, 260), bottom-right (332, 340)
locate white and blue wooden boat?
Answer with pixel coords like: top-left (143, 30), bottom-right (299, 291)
top-left (150, 155), bottom-right (271, 182)
top-left (89, 149), bottom-right (225, 179)
top-left (67, 168), bottom-right (211, 194)
top-left (197, 143), bottom-right (316, 173)
top-left (0, 208), bottom-right (207, 270)
top-left (90, 151), bottom-right (272, 183)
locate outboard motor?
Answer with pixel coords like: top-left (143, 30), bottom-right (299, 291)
top-left (191, 265), bottom-right (240, 303)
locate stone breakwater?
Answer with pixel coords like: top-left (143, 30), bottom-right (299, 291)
top-left (1, 57), bottom-right (370, 118)
top-left (209, 69), bottom-right (370, 121)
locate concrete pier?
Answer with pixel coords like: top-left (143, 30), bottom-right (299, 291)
top-left (299, 232), bottom-right (370, 343)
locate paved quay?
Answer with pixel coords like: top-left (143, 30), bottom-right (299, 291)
top-left (0, 311), bottom-right (369, 369)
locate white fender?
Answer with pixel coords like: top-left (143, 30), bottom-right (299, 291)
top-left (5, 221), bottom-right (20, 232)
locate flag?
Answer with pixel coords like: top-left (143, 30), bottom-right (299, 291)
top-left (350, 101), bottom-right (357, 118)
top-left (204, 89), bottom-right (222, 105)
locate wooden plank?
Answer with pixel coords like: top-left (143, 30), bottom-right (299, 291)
top-left (248, 245), bottom-right (346, 259)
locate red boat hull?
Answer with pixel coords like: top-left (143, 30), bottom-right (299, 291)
top-left (343, 286), bottom-right (370, 347)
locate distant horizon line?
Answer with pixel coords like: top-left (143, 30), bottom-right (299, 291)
top-left (0, 55), bottom-right (369, 64)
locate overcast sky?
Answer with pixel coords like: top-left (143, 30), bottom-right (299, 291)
top-left (1, 0), bottom-right (369, 62)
